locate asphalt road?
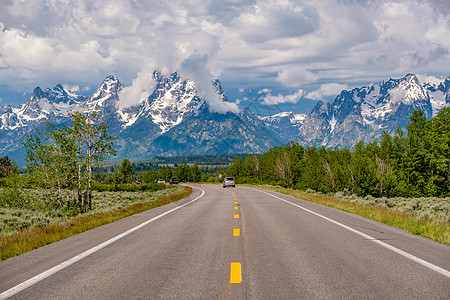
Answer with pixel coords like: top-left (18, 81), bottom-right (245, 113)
top-left (1, 184), bottom-right (449, 299)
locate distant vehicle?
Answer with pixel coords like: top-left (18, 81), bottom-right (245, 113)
top-left (223, 177), bottom-right (235, 188)
top-left (156, 179), bottom-right (165, 184)
top-left (136, 180), bottom-right (142, 184)
top-left (169, 177), bottom-right (178, 184)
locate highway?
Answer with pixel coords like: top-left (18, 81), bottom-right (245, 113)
top-left (1, 184), bottom-right (449, 299)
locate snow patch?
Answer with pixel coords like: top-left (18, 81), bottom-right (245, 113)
top-left (429, 90), bottom-right (446, 116)
top-left (329, 115), bottom-right (337, 133)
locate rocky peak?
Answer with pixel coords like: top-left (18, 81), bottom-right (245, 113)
top-left (88, 75), bottom-right (123, 110)
top-left (212, 78), bottom-right (228, 102)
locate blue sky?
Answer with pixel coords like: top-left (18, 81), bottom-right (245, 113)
top-left (0, 0), bottom-right (449, 114)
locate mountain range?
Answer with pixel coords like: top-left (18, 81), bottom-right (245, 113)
top-left (0, 72), bottom-right (448, 165)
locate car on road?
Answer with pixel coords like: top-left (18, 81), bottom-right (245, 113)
top-left (223, 177), bottom-right (235, 188)
top-left (156, 179), bottom-right (165, 184)
top-left (169, 177), bottom-right (178, 184)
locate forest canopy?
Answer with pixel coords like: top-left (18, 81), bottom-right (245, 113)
top-left (225, 108), bottom-right (450, 198)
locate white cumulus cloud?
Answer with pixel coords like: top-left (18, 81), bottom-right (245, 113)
top-left (260, 89), bottom-right (304, 105)
top-left (118, 69), bottom-right (157, 110)
top-left (305, 83), bottom-right (349, 101)
top-left (0, 0), bottom-right (448, 108)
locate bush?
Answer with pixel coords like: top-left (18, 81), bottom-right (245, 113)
top-left (236, 176), bottom-right (259, 184)
top-left (91, 181), bottom-right (168, 192)
top-left (0, 178), bottom-right (7, 187)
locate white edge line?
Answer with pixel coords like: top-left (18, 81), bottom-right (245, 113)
top-left (247, 187), bottom-right (450, 279)
top-left (0, 187), bottom-right (205, 300)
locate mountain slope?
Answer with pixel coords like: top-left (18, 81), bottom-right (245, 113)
top-left (0, 73), bottom-right (449, 164)
top-left (0, 72), bottom-right (285, 164)
top-left (258, 111), bottom-right (306, 141)
top-left (298, 74), bottom-right (450, 148)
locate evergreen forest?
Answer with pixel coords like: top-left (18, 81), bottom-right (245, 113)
top-left (224, 108), bottom-right (450, 198)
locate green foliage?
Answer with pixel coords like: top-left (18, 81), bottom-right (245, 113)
top-left (0, 156), bottom-right (18, 178)
top-left (158, 165), bottom-right (173, 181)
top-left (0, 186), bottom-right (187, 240)
top-left (225, 157), bottom-right (243, 180)
top-left (190, 164), bottom-right (202, 182)
top-left (154, 154), bottom-right (246, 165)
top-left (222, 109), bottom-right (449, 198)
top-left (112, 158), bottom-right (134, 184)
top-left (91, 181), bottom-right (167, 192)
top-left (22, 112), bottom-right (116, 212)
top-left (141, 170), bottom-right (159, 183)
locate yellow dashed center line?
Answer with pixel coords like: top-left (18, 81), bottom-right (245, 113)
top-left (230, 263), bottom-right (242, 283)
top-left (227, 191), bottom-right (242, 284)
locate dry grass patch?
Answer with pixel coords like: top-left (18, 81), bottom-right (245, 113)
top-left (0, 186), bottom-right (191, 260)
top-left (256, 185), bottom-right (449, 245)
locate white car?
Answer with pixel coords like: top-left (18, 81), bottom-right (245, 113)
top-left (156, 179), bottom-right (165, 184)
top-left (223, 177), bottom-right (235, 188)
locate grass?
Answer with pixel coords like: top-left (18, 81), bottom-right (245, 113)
top-left (0, 186), bottom-right (192, 260)
top-left (254, 185), bottom-right (450, 245)
top-left (0, 186), bottom-right (182, 236)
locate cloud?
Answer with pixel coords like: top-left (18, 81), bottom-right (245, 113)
top-left (63, 84), bottom-right (80, 93)
top-left (230, 0), bottom-right (319, 43)
top-left (277, 67), bottom-right (319, 88)
top-left (257, 88), bottom-right (272, 94)
top-left (305, 83), bottom-right (349, 101)
top-left (416, 74), bottom-right (446, 86)
top-left (0, 0), bottom-right (449, 108)
top-left (181, 54), bottom-right (239, 114)
top-left (118, 69), bottom-right (157, 110)
top-left (260, 89), bottom-right (304, 105)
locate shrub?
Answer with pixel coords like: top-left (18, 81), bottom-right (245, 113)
top-left (91, 181), bottom-right (168, 192)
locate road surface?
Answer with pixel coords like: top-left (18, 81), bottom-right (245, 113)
top-left (1, 184), bottom-right (449, 299)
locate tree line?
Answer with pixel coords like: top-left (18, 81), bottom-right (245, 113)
top-left (1, 107), bottom-right (448, 210)
top-left (225, 108), bottom-right (450, 198)
top-left (137, 163), bottom-right (205, 184)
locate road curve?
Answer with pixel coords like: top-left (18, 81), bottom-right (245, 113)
top-left (1, 184), bottom-right (449, 299)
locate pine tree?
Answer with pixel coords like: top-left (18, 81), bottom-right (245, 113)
top-left (116, 158), bottom-right (134, 183)
top-left (226, 157), bottom-right (243, 180)
top-left (275, 148), bottom-right (292, 187)
top-left (300, 147), bottom-right (326, 192)
top-left (190, 164), bottom-right (202, 182)
top-left (405, 109), bottom-right (427, 196)
top-left (351, 141), bottom-right (379, 196)
top-left (0, 156), bottom-right (18, 178)
top-left (425, 107), bottom-right (450, 196)
top-left (377, 132), bottom-right (397, 197)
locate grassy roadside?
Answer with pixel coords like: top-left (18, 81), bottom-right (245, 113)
top-left (253, 185), bottom-right (449, 245)
top-left (0, 186), bottom-right (192, 260)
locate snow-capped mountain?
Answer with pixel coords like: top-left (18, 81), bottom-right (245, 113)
top-left (88, 75), bottom-right (123, 111)
top-left (0, 72), bottom-right (284, 164)
top-left (0, 84), bottom-right (87, 131)
top-left (118, 71), bottom-right (206, 133)
top-left (298, 74), bottom-right (450, 148)
top-left (258, 111), bottom-right (306, 141)
top-left (0, 72), bottom-right (448, 164)
top-left (110, 72), bottom-right (284, 159)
